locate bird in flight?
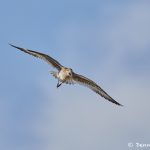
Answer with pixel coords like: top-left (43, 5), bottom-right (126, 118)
top-left (10, 44), bottom-right (123, 106)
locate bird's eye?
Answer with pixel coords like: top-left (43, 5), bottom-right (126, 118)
top-left (69, 72), bottom-right (72, 76)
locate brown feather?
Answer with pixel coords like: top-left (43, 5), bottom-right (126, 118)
top-left (72, 72), bottom-right (123, 106)
top-left (10, 44), bottom-right (62, 71)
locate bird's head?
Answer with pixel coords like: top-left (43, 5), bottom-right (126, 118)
top-left (66, 68), bottom-right (73, 77)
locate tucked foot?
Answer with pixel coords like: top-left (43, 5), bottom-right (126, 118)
top-left (57, 82), bottom-right (62, 88)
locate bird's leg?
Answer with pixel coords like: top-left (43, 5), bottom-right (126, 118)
top-left (57, 80), bottom-right (62, 88)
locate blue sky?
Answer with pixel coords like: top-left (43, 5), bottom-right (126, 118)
top-left (0, 1), bottom-right (150, 150)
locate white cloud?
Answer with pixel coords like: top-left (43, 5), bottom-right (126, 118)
top-left (2, 2), bottom-right (150, 150)
top-left (33, 3), bottom-right (150, 150)
top-left (36, 74), bottom-right (150, 150)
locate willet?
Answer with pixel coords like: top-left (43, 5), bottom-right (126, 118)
top-left (10, 44), bottom-right (123, 106)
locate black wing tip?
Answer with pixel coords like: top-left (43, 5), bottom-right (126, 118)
top-left (115, 102), bottom-right (123, 107)
top-left (9, 43), bottom-right (19, 49)
top-left (106, 96), bottom-right (123, 106)
top-left (9, 43), bottom-right (14, 47)
top-left (111, 99), bottom-right (123, 106)
top-left (9, 43), bottom-right (28, 52)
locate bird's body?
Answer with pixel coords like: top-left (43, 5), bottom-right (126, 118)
top-left (51, 68), bottom-right (74, 87)
top-left (10, 44), bottom-right (123, 106)
top-left (58, 68), bottom-right (71, 81)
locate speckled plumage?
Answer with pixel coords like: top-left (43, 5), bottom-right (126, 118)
top-left (10, 44), bottom-right (123, 106)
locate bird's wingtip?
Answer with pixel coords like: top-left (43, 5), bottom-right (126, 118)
top-left (9, 43), bottom-right (16, 48)
top-left (9, 43), bottom-right (23, 50)
top-left (9, 43), bottom-right (17, 49)
top-left (117, 103), bottom-right (123, 107)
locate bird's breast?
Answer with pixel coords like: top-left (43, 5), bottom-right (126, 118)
top-left (58, 70), bottom-right (68, 81)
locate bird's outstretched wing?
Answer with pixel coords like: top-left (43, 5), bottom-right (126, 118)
top-left (72, 72), bottom-right (123, 106)
top-left (10, 44), bottom-right (63, 71)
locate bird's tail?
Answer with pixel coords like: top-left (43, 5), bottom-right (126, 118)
top-left (50, 71), bottom-right (58, 79)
